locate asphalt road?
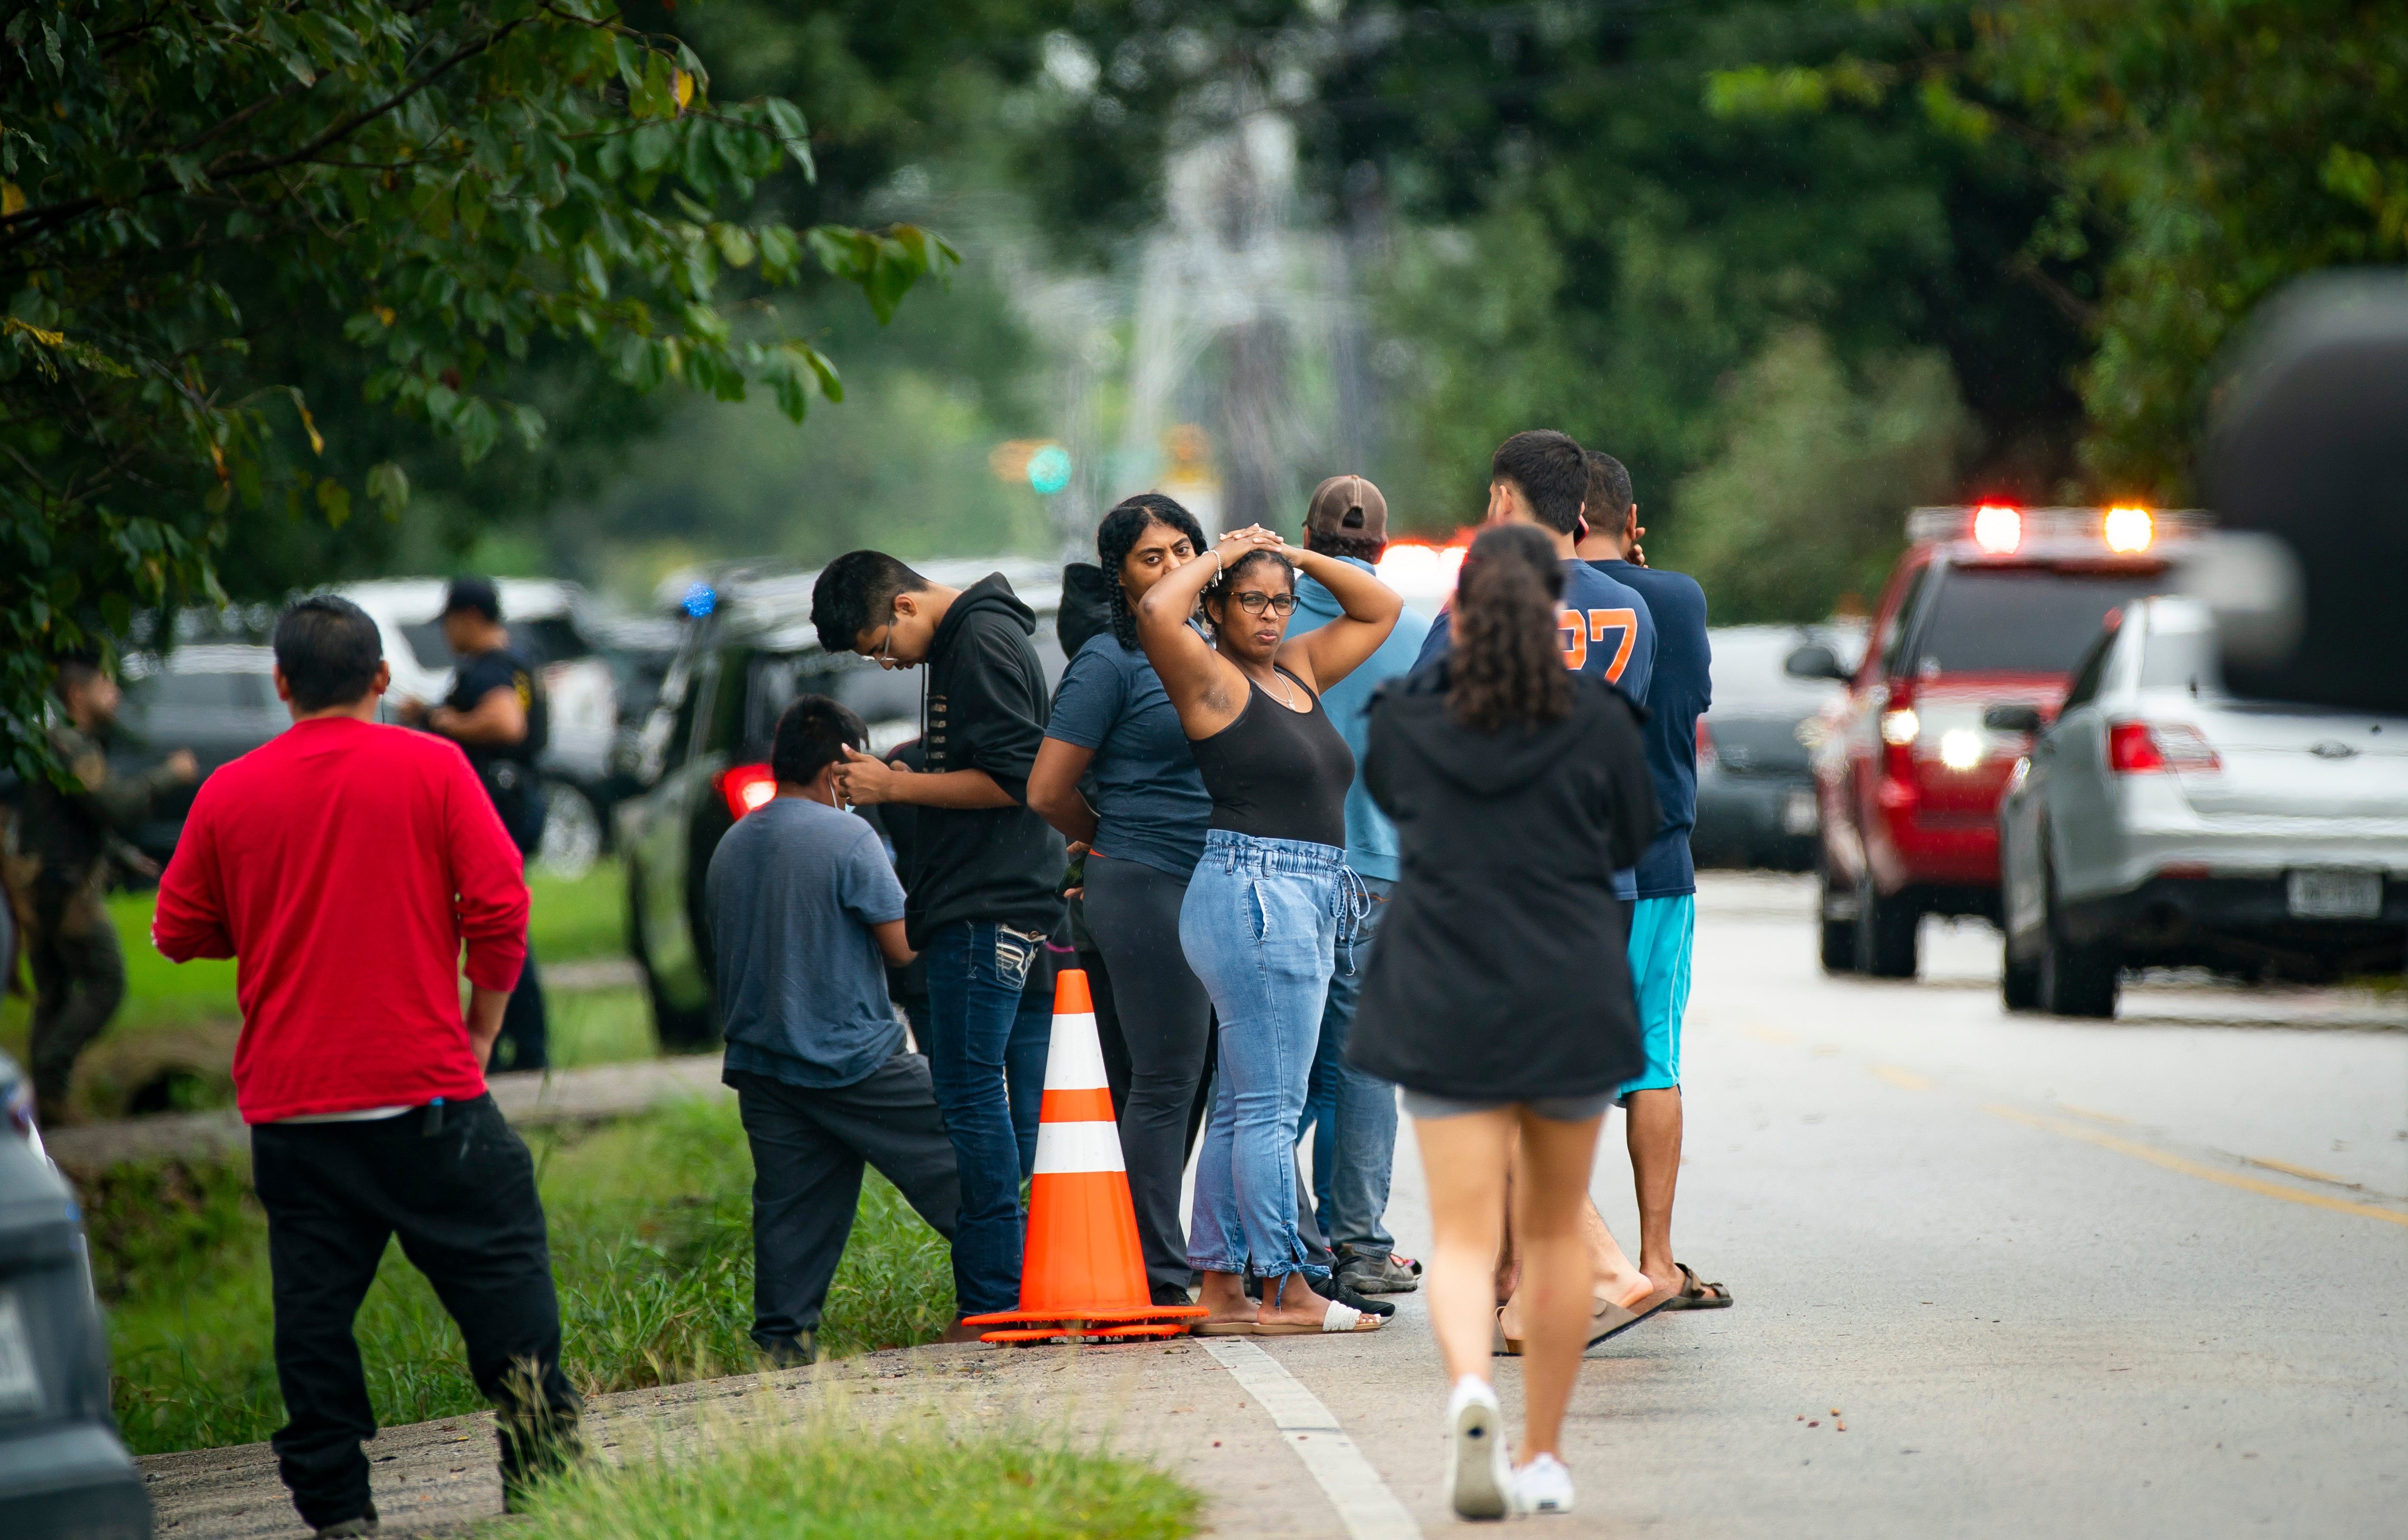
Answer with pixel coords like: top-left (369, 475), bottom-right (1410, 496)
top-left (1254, 870), bottom-right (2408, 1538)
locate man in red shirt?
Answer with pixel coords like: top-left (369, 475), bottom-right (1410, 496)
top-left (154, 595), bottom-right (580, 1537)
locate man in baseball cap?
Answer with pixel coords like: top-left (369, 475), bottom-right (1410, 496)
top-left (1288, 474), bottom-right (1432, 1297)
top-left (398, 577), bottom-right (553, 1069)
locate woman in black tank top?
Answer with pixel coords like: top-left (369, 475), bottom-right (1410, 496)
top-left (1135, 522), bottom-right (1402, 1334)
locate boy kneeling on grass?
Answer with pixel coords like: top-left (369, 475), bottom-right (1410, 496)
top-left (708, 695), bottom-right (974, 1364)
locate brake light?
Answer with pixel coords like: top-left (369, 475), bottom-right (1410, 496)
top-left (2103, 505), bottom-right (2154, 553)
top-left (718, 762), bottom-right (778, 818)
top-left (2109, 722), bottom-right (2219, 775)
top-left (1972, 504), bottom-right (2021, 554)
top-left (1695, 718), bottom-right (1716, 767)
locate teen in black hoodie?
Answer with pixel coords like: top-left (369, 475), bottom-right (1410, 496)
top-left (814, 553), bottom-right (1066, 1321)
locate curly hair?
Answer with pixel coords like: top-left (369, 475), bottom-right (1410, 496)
top-left (1448, 524), bottom-right (1571, 732)
top-left (1097, 493), bottom-right (1208, 650)
top-left (1202, 547), bottom-right (1295, 642)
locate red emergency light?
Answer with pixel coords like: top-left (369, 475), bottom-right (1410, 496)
top-left (717, 762), bottom-right (779, 818)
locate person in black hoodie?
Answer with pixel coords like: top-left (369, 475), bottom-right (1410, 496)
top-left (1350, 524), bottom-right (1658, 1521)
top-left (813, 553), bottom-right (1066, 1322)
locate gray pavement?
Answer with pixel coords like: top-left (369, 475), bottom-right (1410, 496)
top-left (1262, 872), bottom-right (2408, 1537)
top-left (138, 873), bottom-right (2408, 1537)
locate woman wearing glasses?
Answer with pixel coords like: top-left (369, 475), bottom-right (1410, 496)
top-left (1136, 520), bottom-right (1401, 1334)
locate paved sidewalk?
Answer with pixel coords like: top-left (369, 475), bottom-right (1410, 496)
top-left (48, 1055), bottom-right (727, 1176)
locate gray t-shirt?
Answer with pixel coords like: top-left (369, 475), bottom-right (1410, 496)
top-left (706, 796), bottom-right (907, 1089)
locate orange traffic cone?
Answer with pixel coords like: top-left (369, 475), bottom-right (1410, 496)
top-left (961, 969), bottom-right (1206, 1344)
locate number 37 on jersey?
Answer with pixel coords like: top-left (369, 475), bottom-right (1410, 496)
top-left (1559, 608), bottom-right (1637, 682)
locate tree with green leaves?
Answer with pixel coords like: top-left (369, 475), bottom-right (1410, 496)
top-left (1, 0), bottom-right (955, 775)
top-left (1015, 1), bottom-right (2091, 621)
top-left (1710, 0), bottom-right (2408, 501)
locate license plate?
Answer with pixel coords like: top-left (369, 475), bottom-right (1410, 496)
top-left (2286, 868), bottom-right (2382, 919)
top-left (0, 1293), bottom-right (40, 1416)
top-left (1781, 790), bottom-right (1819, 836)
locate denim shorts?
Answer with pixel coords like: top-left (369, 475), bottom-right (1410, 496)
top-left (1399, 1088), bottom-right (1616, 1124)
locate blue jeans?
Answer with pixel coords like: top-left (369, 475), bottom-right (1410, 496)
top-left (1299, 875), bottom-right (1398, 1258)
top-left (923, 921), bottom-right (1050, 1316)
top-left (1180, 831), bottom-right (1365, 1283)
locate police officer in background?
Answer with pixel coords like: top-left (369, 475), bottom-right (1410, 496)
top-left (397, 578), bottom-right (551, 1070)
top-left (13, 657), bottom-right (198, 1123)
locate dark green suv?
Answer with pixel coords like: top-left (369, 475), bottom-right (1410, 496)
top-left (614, 560), bottom-right (1066, 1048)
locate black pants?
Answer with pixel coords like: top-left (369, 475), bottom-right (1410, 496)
top-left (25, 894), bottom-right (125, 1123)
top-left (252, 1095), bottom-right (581, 1530)
top-left (729, 1053), bottom-right (962, 1348)
top-left (1081, 854), bottom-right (1217, 1301)
top-left (495, 944), bottom-right (547, 1072)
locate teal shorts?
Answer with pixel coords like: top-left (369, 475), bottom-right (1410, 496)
top-left (1617, 894), bottom-right (1693, 1100)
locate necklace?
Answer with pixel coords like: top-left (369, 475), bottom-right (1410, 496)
top-left (1260, 666), bottom-right (1301, 711)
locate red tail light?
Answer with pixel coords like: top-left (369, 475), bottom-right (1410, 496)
top-left (1695, 718), bottom-right (1716, 766)
top-left (2108, 722), bottom-right (2165, 773)
top-left (717, 762), bottom-right (778, 818)
top-left (2109, 722), bottom-right (2219, 775)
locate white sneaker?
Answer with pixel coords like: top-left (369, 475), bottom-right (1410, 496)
top-left (1443, 1376), bottom-right (1512, 1521)
top-left (1511, 1453), bottom-right (1576, 1515)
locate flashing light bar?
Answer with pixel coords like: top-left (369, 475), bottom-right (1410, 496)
top-left (1905, 505), bottom-right (2208, 553)
top-left (2103, 505), bottom-right (2154, 553)
top-left (1374, 540), bottom-right (1470, 602)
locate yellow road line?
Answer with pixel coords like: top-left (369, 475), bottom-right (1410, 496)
top-left (1983, 1106), bottom-right (2408, 1229)
top-left (1870, 1064), bottom-right (1932, 1091)
top-left (1744, 1026), bottom-right (1796, 1045)
top-left (2054, 1103), bottom-right (2133, 1126)
top-left (2241, 1155), bottom-right (2361, 1190)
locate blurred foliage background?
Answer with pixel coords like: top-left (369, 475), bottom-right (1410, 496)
top-left (12, 0), bottom-right (2406, 647)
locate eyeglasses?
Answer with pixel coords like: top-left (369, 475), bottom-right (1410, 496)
top-left (873, 618), bottom-right (897, 668)
top-left (1230, 591), bottom-right (1297, 616)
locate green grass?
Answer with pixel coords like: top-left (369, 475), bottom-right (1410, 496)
top-left (96, 1098), bottom-right (957, 1456)
top-left (510, 1414), bottom-right (1200, 1540)
top-left (528, 864), bottom-right (632, 965)
top-left (547, 986), bottom-right (659, 1069)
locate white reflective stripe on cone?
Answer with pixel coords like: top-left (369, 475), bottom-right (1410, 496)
top-left (1041, 1011), bottom-right (1109, 1091)
top-left (1033, 1120), bottom-right (1126, 1175)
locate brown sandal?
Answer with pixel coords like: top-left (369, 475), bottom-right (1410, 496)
top-left (1661, 1262), bottom-right (1732, 1310)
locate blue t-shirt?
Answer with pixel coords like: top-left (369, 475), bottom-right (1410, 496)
top-left (1589, 561), bottom-right (1710, 900)
top-left (1289, 558), bottom-right (1432, 882)
top-left (707, 796), bottom-right (908, 1089)
top-left (1415, 556), bottom-right (1658, 898)
top-left (1043, 632), bottom-right (1212, 878)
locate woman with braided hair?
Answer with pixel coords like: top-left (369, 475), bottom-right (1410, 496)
top-left (1028, 494), bottom-right (1218, 1307)
top-left (1350, 523), bottom-right (1658, 1518)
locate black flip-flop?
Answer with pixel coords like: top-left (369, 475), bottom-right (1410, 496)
top-left (1661, 1262), bottom-right (1732, 1311)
